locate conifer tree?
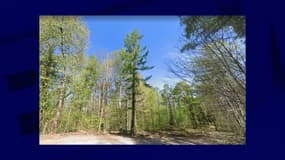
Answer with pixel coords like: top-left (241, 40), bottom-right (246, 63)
top-left (121, 30), bottom-right (154, 136)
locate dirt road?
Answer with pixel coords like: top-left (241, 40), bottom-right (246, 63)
top-left (40, 133), bottom-right (136, 144)
top-left (40, 131), bottom-right (243, 145)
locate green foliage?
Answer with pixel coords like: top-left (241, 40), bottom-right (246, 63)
top-left (172, 16), bottom-right (245, 136)
top-left (40, 16), bottom-right (245, 140)
top-left (180, 16), bottom-right (245, 51)
top-left (121, 30), bottom-right (154, 87)
top-left (120, 30), bottom-right (154, 136)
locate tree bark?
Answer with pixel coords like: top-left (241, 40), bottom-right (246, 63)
top-left (168, 97), bottom-right (174, 126)
top-left (52, 19), bottom-right (66, 133)
top-left (125, 98), bottom-right (128, 133)
top-left (98, 82), bottom-right (105, 132)
top-left (116, 81), bottom-right (123, 131)
top-left (130, 73), bottom-right (136, 136)
top-left (52, 73), bottom-right (66, 133)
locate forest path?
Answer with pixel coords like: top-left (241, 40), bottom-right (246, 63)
top-left (40, 133), bottom-right (136, 144)
top-left (40, 131), bottom-right (242, 144)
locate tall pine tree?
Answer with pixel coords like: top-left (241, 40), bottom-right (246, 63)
top-left (121, 30), bottom-right (153, 136)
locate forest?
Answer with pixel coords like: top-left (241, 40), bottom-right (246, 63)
top-left (40, 16), bottom-right (245, 144)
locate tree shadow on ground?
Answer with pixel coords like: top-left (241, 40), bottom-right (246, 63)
top-left (111, 132), bottom-right (210, 144)
top-left (111, 130), bottom-right (244, 145)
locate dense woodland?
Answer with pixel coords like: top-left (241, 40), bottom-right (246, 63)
top-left (40, 16), bottom-right (245, 142)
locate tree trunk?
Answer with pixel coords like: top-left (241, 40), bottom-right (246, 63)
top-left (168, 98), bottom-right (174, 126)
top-left (117, 82), bottom-right (123, 131)
top-left (151, 109), bottom-right (155, 130)
top-left (125, 99), bottom-right (128, 133)
top-left (98, 82), bottom-right (105, 132)
top-left (52, 74), bottom-right (66, 133)
top-left (42, 121), bottom-right (48, 135)
top-left (130, 73), bottom-right (136, 136)
top-left (52, 20), bottom-right (66, 134)
top-left (188, 104), bottom-right (198, 129)
top-left (64, 106), bottom-right (72, 133)
top-left (157, 95), bottom-right (161, 128)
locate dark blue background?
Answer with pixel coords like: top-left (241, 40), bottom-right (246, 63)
top-left (0, 0), bottom-right (284, 159)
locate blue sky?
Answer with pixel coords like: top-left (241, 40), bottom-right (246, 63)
top-left (82, 16), bottom-right (183, 89)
